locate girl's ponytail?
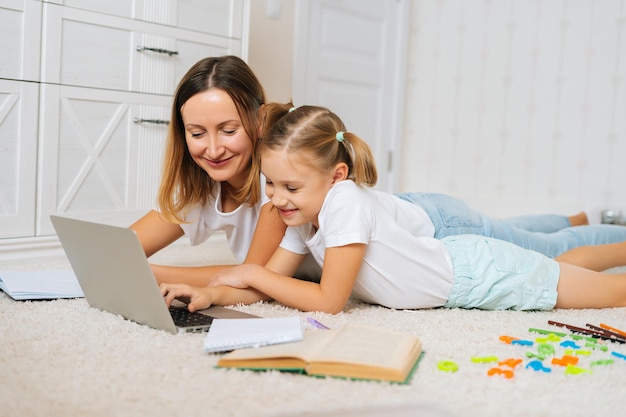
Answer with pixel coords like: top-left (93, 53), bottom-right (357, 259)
top-left (338, 132), bottom-right (377, 187)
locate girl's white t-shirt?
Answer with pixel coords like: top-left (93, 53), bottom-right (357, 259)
top-left (280, 180), bottom-right (455, 309)
top-left (177, 177), bottom-right (271, 263)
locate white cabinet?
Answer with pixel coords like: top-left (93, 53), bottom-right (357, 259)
top-left (0, 0), bottom-right (249, 240)
top-left (0, 0), bottom-right (42, 238)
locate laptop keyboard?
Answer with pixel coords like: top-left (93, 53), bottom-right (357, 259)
top-left (169, 306), bottom-right (214, 328)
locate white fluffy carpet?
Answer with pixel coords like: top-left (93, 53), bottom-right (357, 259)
top-left (1, 238), bottom-right (626, 417)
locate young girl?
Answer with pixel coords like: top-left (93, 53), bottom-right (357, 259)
top-left (130, 56), bottom-right (310, 287)
top-left (160, 104), bottom-right (626, 313)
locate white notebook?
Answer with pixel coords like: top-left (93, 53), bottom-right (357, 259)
top-left (0, 270), bottom-right (84, 300)
top-left (203, 316), bottom-right (304, 353)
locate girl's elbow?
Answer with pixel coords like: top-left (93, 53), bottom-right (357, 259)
top-left (316, 300), bottom-right (346, 315)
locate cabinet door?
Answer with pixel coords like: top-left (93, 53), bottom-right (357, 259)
top-left (41, 3), bottom-right (241, 95)
top-left (0, 0), bottom-right (41, 81)
top-left (0, 80), bottom-right (38, 238)
top-left (37, 84), bottom-right (171, 235)
top-left (174, 0), bottom-right (246, 38)
top-left (52, 0), bottom-right (247, 38)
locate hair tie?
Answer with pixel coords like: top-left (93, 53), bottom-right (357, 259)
top-left (288, 106), bottom-right (297, 113)
top-left (336, 131), bottom-right (345, 142)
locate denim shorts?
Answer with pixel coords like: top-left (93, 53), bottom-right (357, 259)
top-left (441, 235), bottom-right (559, 310)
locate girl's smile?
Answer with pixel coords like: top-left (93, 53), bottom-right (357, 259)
top-left (277, 207), bottom-right (299, 218)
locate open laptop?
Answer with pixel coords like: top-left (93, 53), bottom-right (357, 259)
top-left (50, 215), bottom-right (258, 334)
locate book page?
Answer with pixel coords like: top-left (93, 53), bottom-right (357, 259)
top-left (310, 325), bottom-right (420, 370)
top-left (218, 329), bottom-right (336, 363)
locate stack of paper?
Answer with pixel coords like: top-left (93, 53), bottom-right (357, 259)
top-left (0, 270), bottom-right (84, 300)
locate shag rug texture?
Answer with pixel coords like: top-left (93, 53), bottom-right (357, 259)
top-left (1, 238), bottom-right (625, 417)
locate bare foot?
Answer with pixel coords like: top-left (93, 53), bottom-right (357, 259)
top-left (568, 212), bottom-right (589, 227)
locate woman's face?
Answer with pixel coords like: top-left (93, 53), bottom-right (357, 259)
top-left (181, 88), bottom-right (253, 188)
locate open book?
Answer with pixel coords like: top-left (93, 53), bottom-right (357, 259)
top-left (217, 325), bottom-right (423, 383)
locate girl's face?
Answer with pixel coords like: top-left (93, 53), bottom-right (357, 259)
top-left (181, 88), bottom-right (253, 188)
top-left (261, 148), bottom-right (338, 229)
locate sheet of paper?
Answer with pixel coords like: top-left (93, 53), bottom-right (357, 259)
top-left (0, 270), bottom-right (84, 300)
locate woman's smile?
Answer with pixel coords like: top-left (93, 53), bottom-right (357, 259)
top-left (204, 155), bottom-right (235, 168)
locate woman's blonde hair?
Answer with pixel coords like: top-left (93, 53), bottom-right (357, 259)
top-left (158, 56), bottom-right (266, 223)
top-left (257, 104), bottom-right (377, 186)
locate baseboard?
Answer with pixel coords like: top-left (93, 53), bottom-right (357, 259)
top-left (0, 236), bottom-right (65, 261)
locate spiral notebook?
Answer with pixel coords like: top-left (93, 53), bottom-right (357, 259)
top-left (203, 316), bottom-right (304, 353)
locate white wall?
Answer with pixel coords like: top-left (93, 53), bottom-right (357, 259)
top-left (248, 0), bottom-right (626, 218)
top-left (247, 0), bottom-right (294, 102)
top-left (401, 0), bottom-right (626, 217)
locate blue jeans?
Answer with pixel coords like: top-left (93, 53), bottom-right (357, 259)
top-left (396, 192), bottom-right (626, 258)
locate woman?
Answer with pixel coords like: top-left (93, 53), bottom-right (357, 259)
top-left (130, 56), bottom-right (290, 288)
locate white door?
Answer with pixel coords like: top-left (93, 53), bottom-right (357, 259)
top-left (292, 0), bottom-right (409, 192)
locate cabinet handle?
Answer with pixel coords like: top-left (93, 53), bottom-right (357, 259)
top-left (133, 117), bottom-right (170, 125)
top-left (135, 45), bottom-right (179, 56)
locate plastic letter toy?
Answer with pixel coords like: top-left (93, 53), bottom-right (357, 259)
top-left (471, 356), bottom-right (499, 364)
top-left (487, 367), bottom-right (514, 379)
top-left (498, 358), bottom-right (523, 368)
top-left (560, 341), bottom-right (580, 349)
top-left (586, 342), bottom-right (607, 351)
top-left (590, 359), bottom-right (614, 367)
top-left (499, 336), bottom-right (518, 344)
top-left (564, 364), bottom-right (591, 375)
top-left (437, 360), bottom-right (459, 373)
top-left (551, 355), bottom-right (579, 366)
top-left (537, 343), bottom-right (556, 356)
top-left (528, 328), bottom-right (566, 337)
top-left (526, 360), bottom-right (551, 373)
top-left (536, 334), bottom-right (562, 343)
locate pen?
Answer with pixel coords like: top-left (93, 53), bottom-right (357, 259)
top-left (585, 324), bottom-right (626, 342)
top-left (547, 320), bottom-right (625, 344)
top-left (306, 317), bottom-right (331, 330)
top-left (599, 323), bottom-right (626, 339)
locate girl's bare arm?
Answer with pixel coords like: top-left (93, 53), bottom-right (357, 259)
top-left (209, 244), bottom-right (367, 314)
top-left (241, 202), bottom-right (287, 265)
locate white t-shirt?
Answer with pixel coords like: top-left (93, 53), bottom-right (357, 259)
top-left (177, 177), bottom-right (270, 263)
top-left (280, 180), bottom-right (455, 309)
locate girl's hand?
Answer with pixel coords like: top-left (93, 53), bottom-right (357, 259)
top-left (160, 283), bottom-right (213, 312)
top-left (209, 264), bottom-right (262, 289)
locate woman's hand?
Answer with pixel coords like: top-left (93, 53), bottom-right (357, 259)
top-left (160, 283), bottom-right (213, 312)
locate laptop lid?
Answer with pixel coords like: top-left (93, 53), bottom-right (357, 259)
top-left (50, 215), bottom-right (257, 334)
